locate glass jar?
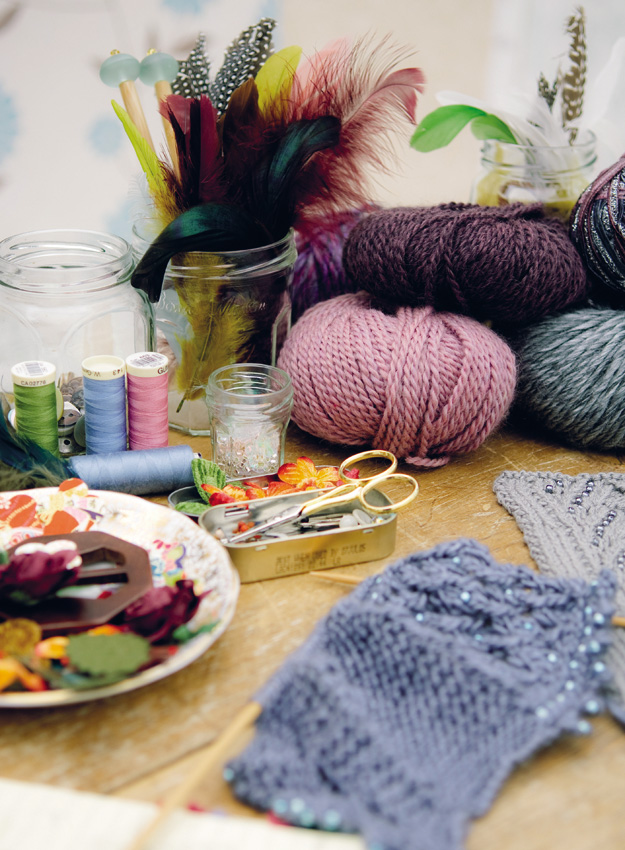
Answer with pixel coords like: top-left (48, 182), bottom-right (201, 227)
top-left (206, 364), bottom-right (293, 480)
top-left (470, 131), bottom-right (597, 222)
top-left (133, 224), bottom-right (296, 436)
top-left (0, 230), bottom-right (154, 410)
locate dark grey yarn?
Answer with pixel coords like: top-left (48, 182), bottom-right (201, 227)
top-left (226, 539), bottom-right (616, 850)
top-left (512, 306), bottom-right (625, 450)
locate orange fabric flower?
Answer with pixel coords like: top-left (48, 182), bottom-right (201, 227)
top-left (277, 457), bottom-right (342, 490)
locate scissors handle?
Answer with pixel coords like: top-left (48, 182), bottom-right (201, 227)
top-left (299, 482), bottom-right (362, 517)
top-left (358, 472), bottom-right (419, 513)
top-left (338, 449), bottom-right (397, 483)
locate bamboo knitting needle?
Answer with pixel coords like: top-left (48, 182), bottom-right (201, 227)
top-left (139, 49), bottom-right (180, 179)
top-left (310, 571), bottom-right (625, 628)
top-left (124, 700), bottom-right (261, 850)
top-left (99, 50), bottom-right (155, 149)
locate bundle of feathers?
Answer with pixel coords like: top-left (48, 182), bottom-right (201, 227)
top-left (121, 30), bottom-right (426, 301)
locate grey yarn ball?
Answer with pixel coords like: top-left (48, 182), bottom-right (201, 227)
top-left (514, 307), bottom-right (625, 450)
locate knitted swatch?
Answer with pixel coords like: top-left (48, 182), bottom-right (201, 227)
top-left (494, 470), bottom-right (625, 720)
top-left (227, 539), bottom-right (616, 850)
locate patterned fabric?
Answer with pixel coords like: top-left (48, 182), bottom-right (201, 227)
top-left (227, 539), bottom-right (616, 850)
top-left (495, 469), bottom-right (625, 719)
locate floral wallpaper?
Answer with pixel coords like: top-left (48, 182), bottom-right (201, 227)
top-left (0, 0), bottom-right (277, 241)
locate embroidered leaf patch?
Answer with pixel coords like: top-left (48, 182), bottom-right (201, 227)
top-left (192, 458), bottom-right (227, 503)
top-left (67, 632), bottom-right (150, 677)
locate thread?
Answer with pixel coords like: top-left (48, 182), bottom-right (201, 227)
top-left (277, 292), bottom-right (517, 468)
top-left (82, 355), bottom-right (127, 454)
top-left (342, 203), bottom-right (589, 324)
top-left (126, 351), bottom-right (169, 450)
top-left (512, 306), bottom-right (625, 450)
top-left (68, 444), bottom-right (195, 495)
top-left (11, 360), bottom-right (59, 456)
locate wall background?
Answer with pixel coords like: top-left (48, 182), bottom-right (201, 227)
top-left (0, 0), bottom-right (623, 240)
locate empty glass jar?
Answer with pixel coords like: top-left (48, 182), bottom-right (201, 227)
top-left (0, 230), bottom-right (154, 410)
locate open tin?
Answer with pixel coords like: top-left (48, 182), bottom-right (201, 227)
top-left (199, 488), bottom-right (397, 582)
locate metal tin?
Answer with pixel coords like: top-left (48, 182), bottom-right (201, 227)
top-left (199, 488), bottom-right (396, 582)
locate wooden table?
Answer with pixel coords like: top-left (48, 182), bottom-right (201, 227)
top-left (1, 423), bottom-right (625, 849)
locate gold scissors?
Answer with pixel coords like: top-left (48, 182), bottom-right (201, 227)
top-left (228, 450), bottom-right (419, 543)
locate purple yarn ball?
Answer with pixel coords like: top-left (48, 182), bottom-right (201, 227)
top-left (342, 203), bottom-right (590, 323)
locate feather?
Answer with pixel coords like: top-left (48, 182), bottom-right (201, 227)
top-left (131, 203), bottom-right (270, 302)
top-left (248, 116), bottom-right (341, 236)
top-left (255, 45), bottom-right (302, 117)
top-left (111, 100), bottom-right (179, 226)
top-left (172, 32), bottom-right (211, 98)
top-left (286, 37), bottom-right (425, 224)
top-left (0, 410), bottom-right (69, 491)
top-left (209, 17), bottom-right (276, 115)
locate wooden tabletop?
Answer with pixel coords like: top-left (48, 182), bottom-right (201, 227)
top-left (1, 422), bottom-right (624, 848)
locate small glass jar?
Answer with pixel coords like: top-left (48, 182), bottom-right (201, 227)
top-left (470, 131), bottom-right (597, 222)
top-left (133, 224), bottom-right (296, 436)
top-left (0, 230), bottom-right (154, 409)
top-left (206, 364), bottom-right (293, 480)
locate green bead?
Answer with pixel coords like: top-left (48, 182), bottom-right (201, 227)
top-left (99, 53), bottom-right (140, 86)
top-left (139, 52), bottom-right (179, 85)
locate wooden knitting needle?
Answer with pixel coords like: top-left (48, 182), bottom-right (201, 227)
top-left (124, 700), bottom-right (261, 850)
top-left (139, 49), bottom-right (180, 179)
top-left (100, 50), bottom-right (155, 149)
top-left (310, 571), bottom-right (625, 628)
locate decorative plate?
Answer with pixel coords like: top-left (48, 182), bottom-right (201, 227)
top-left (0, 483), bottom-right (239, 707)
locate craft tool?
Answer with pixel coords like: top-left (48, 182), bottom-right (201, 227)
top-left (310, 571), bottom-right (625, 629)
top-left (99, 51), bottom-right (154, 148)
top-left (11, 361), bottom-right (59, 456)
top-left (126, 352), bottom-right (169, 451)
top-left (82, 355), bottom-right (127, 455)
top-left (139, 49), bottom-right (180, 178)
top-left (228, 450), bottom-right (418, 543)
top-left (124, 700), bottom-right (262, 850)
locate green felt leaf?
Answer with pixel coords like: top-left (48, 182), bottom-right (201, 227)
top-left (67, 632), bottom-right (150, 677)
top-left (172, 621), bottom-right (218, 643)
top-left (410, 105), bottom-right (486, 152)
top-left (0, 549), bottom-right (9, 565)
top-left (470, 114), bottom-right (517, 143)
top-left (175, 500), bottom-right (211, 516)
top-left (191, 458), bottom-right (227, 503)
top-left (410, 104), bottom-right (516, 152)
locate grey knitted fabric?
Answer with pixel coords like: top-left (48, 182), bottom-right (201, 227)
top-left (494, 469), bottom-right (625, 718)
top-left (226, 539), bottom-right (616, 850)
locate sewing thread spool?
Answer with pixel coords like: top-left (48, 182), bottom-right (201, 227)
top-left (11, 360), bottom-right (59, 456)
top-left (68, 445), bottom-right (196, 495)
top-left (126, 352), bottom-right (169, 451)
top-left (82, 355), bottom-right (127, 455)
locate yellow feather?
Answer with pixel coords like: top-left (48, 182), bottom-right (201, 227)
top-left (255, 45), bottom-right (302, 117)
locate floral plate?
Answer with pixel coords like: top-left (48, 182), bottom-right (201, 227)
top-left (0, 483), bottom-right (239, 707)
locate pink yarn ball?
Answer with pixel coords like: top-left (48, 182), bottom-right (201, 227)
top-left (277, 292), bottom-right (517, 467)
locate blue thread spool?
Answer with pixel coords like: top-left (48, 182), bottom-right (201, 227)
top-left (69, 445), bottom-right (195, 495)
top-left (82, 355), bottom-right (127, 454)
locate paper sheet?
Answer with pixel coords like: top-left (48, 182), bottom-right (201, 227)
top-left (0, 778), bottom-right (365, 850)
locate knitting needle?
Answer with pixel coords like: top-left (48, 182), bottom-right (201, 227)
top-left (311, 571), bottom-right (625, 628)
top-left (139, 49), bottom-right (180, 179)
top-left (99, 51), bottom-right (155, 149)
top-left (124, 700), bottom-right (261, 850)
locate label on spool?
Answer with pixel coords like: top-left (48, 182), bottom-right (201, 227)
top-left (126, 351), bottom-right (169, 377)
top-left (11, 360), bottom-right (56, 387)
top-left (82, 355), bottom-right (126, 381)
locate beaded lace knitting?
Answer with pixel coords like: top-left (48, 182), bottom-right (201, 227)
top-left (227, 539), bottom-right (615, 850)
top-left (495, 469), bottom-right (625, 720)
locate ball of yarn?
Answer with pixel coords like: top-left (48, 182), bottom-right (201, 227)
top-left (291, 208), bottom-right (372, 322)
top-left (277, 292), bottom-right (517, 467)
top-left (570, 154), bottom-right (625, 295)
top-left (342, 203), bottom-right (589, 323)
top-left (513, 306), bottom-right (625, 450)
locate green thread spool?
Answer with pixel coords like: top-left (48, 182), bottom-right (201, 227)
top-left (12, 360), bottom-right (60, 456)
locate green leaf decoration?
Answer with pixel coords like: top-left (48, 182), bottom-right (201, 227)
top-left (410, 104), bottom-right (516, 152)
top-left (469, 114), bottom-right (517, 143)
top-left (191, 458), bottom-right (227, 503)
top-left (172, 621), bottom-right (218, 643)
top-left (174, 500), bottom-right (211, 516)
top-left (0, 548), bottom-right (9, 565)
top-left (67, 632), bottom-right (150, 678)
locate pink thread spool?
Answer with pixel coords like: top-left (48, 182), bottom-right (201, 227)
top-left (126, 352), bottom-right (169, 450)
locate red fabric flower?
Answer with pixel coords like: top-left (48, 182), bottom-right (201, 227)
top-left (122, 579), bottom-right (202, 643)
top-left (0, 544), bottom-right (81, 605)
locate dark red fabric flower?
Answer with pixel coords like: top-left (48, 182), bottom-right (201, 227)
top-left (0, 547), bottom-right (81, 604)
top-left (122, 579), bottom-right (201, 643)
